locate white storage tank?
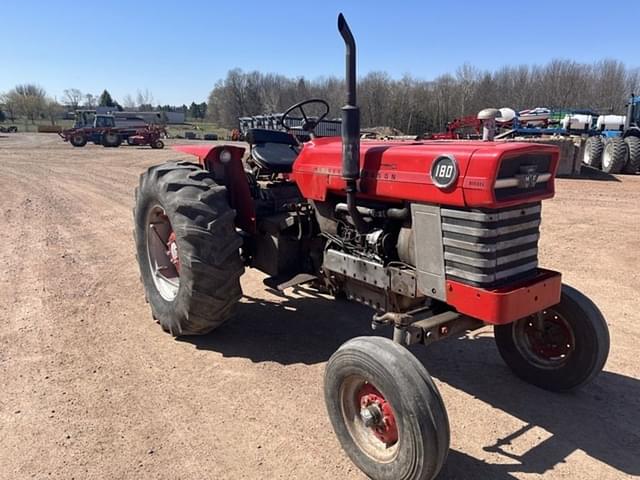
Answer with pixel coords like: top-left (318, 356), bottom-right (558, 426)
top-left (597, 115), bottom-right (626, 131)
top-left (561, 114), bottom-right (592, 131)
top-left (496, 107), bottom-right (517, 123)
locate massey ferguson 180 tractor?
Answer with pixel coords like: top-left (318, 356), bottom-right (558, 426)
top-left (133, 15), bottom-right (609, 480)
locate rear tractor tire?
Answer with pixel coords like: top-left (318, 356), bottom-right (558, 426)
top-left (102, 131), bottom-right (122, 148)
top-left (601, 137), bottom-right (628, 174)
top-left (325, 336), bottom-right (450, 480)
top-left (623, 136), bottom-right (640, 174)
top-left (133, 161), bottom-right (244, 335)
top-left (582, 136), bottom-right (603, 168)
top-left (494, 284), bottom-right (609, 392)
top-left (70, 133), bottom-right (87, 147)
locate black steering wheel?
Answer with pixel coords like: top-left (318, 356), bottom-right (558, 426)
top-left (280, 98), bottom-right (330, 141)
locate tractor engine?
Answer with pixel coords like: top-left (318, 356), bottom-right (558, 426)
top-left (293, 138), bottom-right (559, 325)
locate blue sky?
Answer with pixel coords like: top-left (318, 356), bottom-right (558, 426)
top-left (2, 0), bottom-right (639, 105)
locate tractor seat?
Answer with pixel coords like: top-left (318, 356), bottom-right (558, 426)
top-left (246, 128), bottom-right (299, 173)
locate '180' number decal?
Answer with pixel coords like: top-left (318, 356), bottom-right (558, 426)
top-left (431, 155), bottom-right (459, 189)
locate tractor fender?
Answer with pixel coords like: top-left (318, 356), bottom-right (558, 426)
top-left (623, 126), bottom-right (640, 139)
top-left (172, 144), bottom-right (256, 233)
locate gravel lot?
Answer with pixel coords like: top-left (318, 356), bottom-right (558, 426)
top-left (1, 133), bottom-right (638, 479)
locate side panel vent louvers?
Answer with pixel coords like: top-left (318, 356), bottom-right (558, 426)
top-left (441, 202), bottom-right (541, 288)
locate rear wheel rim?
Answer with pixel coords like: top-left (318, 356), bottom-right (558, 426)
top-left (340, 375), bottom-right (400, 463)
top-left (146, 205), bottom-right (180, 301)
top-left (602, 148), bottom-right (612, 169)
top-left (513, 310), bottom-right (575, 369)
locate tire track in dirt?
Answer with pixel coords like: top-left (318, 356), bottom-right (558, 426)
top-left (1, 134), bottom-right (639, 480)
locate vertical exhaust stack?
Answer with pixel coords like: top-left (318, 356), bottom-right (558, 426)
top-left (624, 93), bottom-right (635, 131)
top-left (337, 13), bottom-right (367, 233)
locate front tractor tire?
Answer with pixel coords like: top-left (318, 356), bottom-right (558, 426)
top-left (133, 161), bottom-right (244, 335)
top-left (151, 139), bottom-right (165, 149)
top-left (494, 284), bottom-right (609, 392)
top-left (325, 337), bottom-right (450, 480)
top-left (70, 133), bottom-right (87, 147)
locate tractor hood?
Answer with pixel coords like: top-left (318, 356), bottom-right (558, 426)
top-left (292, 137), bottom-right (559, 209)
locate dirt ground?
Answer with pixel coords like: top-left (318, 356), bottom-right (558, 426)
top-left (0, 133), bottom-right (638, 480)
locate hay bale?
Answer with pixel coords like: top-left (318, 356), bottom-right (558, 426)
top-left (37, 125), bottom-right (62, 133)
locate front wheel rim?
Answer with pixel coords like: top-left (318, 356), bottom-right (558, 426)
top-left (513, 310), bottom-right (575, 369)
top-left (146, 205), bottom-right (180, 301)
top-left (340, 375), bottom-right (400, 463)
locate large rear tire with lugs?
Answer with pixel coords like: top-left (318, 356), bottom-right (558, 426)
top-left (601, 137), bottom-right (628, 173)
top-left (133, 161), bottom-right (244, 335)
top-left (102, 131), bottom-right (122, 147)
top-left (623, 136), bottom-right (640, 174)
top-left (582, 136), bottom-right (603, 168)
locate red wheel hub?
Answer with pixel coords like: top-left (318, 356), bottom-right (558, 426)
top-left (357, 383), bottom-right (398, 445)
top-left (525, 315), bottom-right (573, 360)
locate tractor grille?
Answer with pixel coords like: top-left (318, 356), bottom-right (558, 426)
top-left (494, 154), bottom-right (552, 201)
top-left (441, 202), bottom-right (541, 288)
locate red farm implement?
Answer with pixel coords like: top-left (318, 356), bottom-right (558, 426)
top-left (126, 125), bottom-right (167, 149)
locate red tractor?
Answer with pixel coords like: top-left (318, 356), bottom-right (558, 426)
top-left (133, 15), bottom-right (609, 480)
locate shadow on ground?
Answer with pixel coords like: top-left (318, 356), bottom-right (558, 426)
top-left (557, 166), bottom-right (623, 182)
top-left (180, 291), bottom-right (640, 478)
top-left (181, 290), bottom-right (375, 365)
top-left (422, 336), bottom-right (640, 478)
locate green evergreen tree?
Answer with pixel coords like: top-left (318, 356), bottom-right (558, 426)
top-left (98, 89), bottom-right (116, 108)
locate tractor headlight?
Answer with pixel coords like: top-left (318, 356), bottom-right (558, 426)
top-left (219, 149), bottom-right (232, 164)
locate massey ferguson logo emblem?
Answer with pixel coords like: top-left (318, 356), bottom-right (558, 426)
top-left (516, 165), bottom-right (539, 189)
top-left (431, 155), bottom-right (459, 189)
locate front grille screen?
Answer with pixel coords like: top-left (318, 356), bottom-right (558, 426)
top-left (441, 202), bottom-right (541, 288)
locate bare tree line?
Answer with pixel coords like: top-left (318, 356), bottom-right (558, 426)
top-left (0, 84), bottom-right (63, 124)
top-left (1, 86), bottom-right (165, 124)
top-left (208, 59), bottom-right (640, 134)
top-left (2, 58), bottom-right (637, 131)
